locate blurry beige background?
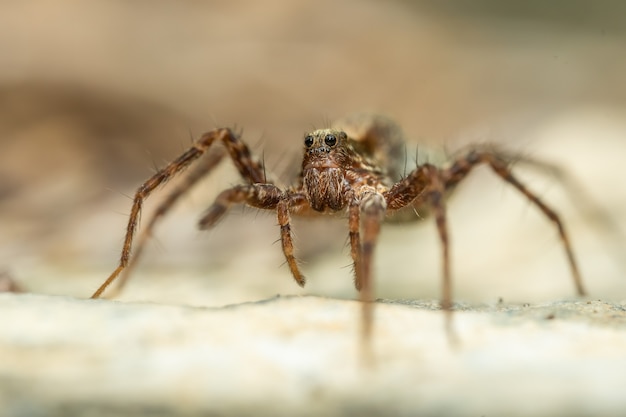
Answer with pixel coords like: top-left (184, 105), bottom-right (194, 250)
top-left (1, 0), bottom-right (625, 306)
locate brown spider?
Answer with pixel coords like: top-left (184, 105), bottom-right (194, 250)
top-left (90, 114), bottom-right (586, 344)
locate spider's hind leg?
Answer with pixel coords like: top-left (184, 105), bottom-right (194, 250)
top-left (384, 164), bottom-right (456, 340)
top-left (442, 149), bottom-right (586, 296)
top-left (101, 151), bottom-right (226, 298)
top-left (91, 128), bottom-right (272, 299)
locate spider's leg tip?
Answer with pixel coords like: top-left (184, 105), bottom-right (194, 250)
top-left (292, 273), bottom-right (306, 287)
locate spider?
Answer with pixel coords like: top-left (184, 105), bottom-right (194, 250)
top-left (90, 113), bottom-right (586, 344)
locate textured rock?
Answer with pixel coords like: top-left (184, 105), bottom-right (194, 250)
top-left (1, 293), bottom-right (625, 417)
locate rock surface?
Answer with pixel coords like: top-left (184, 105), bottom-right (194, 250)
top-left (1, 293), bottom-right (625, 417)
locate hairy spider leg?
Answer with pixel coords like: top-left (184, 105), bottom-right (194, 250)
top-left (200, 187), bottom-right (310, 290)
top-left (105, 150), bottom-right (226, 298)
top-left (348, 202), bottom-right (363, 291)
top-left (423, 168), bottom-right (455, 338)
top-left (357, 193), bottom-right (387, 344)
top-left (384, 165), bottom-right (454, 333)
top-left (383, 149), bottom-right (586, 335)
top-left (91, 128), bottom-right (270, 299)
top-left (276, 193), bottom-right (308, 287)
top-left (441, 150), bottom-right (586, 296)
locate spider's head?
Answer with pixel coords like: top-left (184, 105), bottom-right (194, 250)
top-left (302, 128), bottom-right (348, 165)
top-left (301, 128), bottom-right (351, 211)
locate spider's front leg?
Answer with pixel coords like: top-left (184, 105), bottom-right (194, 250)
top-left (276, 193), bottom-right (308, 287)
top-left (91, 128), bottom-right (271, 299)
top-left (352, 192), bottom-right (387, 342)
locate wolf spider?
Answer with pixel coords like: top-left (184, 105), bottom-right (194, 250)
top-left (91, 114), bottom-right (586, 343)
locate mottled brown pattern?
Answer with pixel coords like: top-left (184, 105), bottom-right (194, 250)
top-left (91, 114), bottom-right (586, 353)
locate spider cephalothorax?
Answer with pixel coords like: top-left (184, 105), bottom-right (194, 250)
top-left (90, 114), bottom-right (586, 347)
top-left (301, 128), bottom-right (387, 212)
top-left (301, 129), bottom-right (350, 212)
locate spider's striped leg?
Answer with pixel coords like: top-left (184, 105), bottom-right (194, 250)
top-left (198, 183), bottom-right (282, 229)
top-left (276, 193), bottom-right (308, 287)
top-left (91, 128), bottom-right (270, 299)
top-left (385, 164), bottom-right (456, 336)
top-left (357, 193), bottom-right (386, 348)
top-left (104, 151), bottom-right (225, 298)
top-left (441, 150), bottom-right (586, 296)
top-left (146, 182), bottom-right (298, 291)
top-left (348, 202), bottom-right (363, 291)
top-left (423, 168), bottom-right (456, 339)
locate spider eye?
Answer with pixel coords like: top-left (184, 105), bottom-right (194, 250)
top-left (324, 134), bottom-right (337, 147)
top-left (304, 135), bottom-right (314, 148)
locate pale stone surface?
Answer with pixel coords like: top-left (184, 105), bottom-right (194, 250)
top-left (1, 293), bottom-right (626, 417)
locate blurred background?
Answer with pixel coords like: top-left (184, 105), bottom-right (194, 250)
top-left (0, 0), bottom-right (625, 305)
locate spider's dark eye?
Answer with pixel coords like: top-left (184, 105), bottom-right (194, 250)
top-left (304, 135), bottom-right (314, 148)
top-left (324, 134), bottom-right (337, 147)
